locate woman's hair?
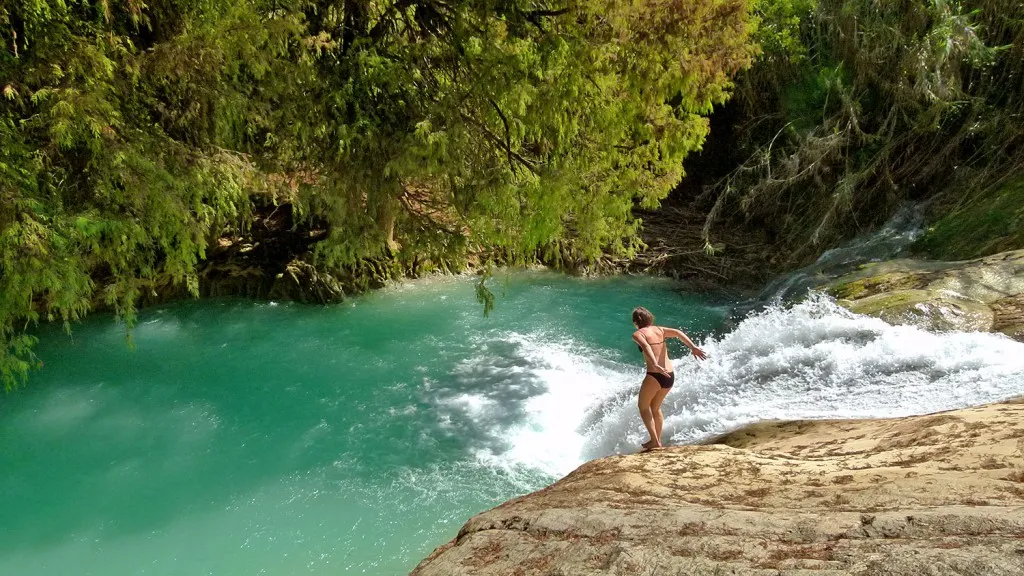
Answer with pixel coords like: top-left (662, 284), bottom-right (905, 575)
top-left (632, 307), bottom-right (654, 328)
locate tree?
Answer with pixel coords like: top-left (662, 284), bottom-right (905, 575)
top-left (0, 0), bottom-right (755, 388)
top-left (700, 0), bottom-right (1023, 268)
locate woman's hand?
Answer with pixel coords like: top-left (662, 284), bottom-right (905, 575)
top-left (665, 328), bottom-right (708, 361)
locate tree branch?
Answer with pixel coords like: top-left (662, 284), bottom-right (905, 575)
top-left (459, 111), bottom-right (541, 174)
top-left (488, 98), bottom-right (516, 173)
top-left (521, 7), bottom-right (570, 33)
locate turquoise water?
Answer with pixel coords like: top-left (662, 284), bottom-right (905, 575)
top-left (0, 272), bottom-right (729, 575)
top-left (6, 272), bottom-right (1024, 576)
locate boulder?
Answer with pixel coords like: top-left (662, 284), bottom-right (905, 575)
top-left (824, 250), bottom-right (1024, 338)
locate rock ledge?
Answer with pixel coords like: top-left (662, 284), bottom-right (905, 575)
top-left (412, 399), bottom-right (1024, 575)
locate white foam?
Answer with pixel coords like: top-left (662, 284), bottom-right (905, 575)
top-left (442, 294), bottom-right (1024, 479)
top-left (446, 393), bottom-right (494, 418)
top-left (479, 334), bottom-right (632, 477)
top-left (429, 332), bottom-right (635, 477)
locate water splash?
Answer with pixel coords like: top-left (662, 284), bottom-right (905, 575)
top-left (452, 294), bottom-right (1024, 478)
top-left (751, 205), bottom-right (924, 307)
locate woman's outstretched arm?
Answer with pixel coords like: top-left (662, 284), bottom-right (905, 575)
top-left (662, 327), bottom-right (709, 361)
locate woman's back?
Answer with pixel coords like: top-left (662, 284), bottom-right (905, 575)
top-left (636, 326), bottom-right (671, 372)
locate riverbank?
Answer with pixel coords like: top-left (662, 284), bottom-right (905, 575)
top-left (411, 398), bottom-right (1024, 575)
top-left (183, 201), bottom-right (775, 307)
top-left (120, 205), bottom-right (761, 311)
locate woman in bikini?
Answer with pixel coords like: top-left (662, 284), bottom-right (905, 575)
top-left (631, 306), bottom-right (707, 451)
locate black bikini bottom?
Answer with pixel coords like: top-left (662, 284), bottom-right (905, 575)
top-left (647, 371), bottom-right (675, 389)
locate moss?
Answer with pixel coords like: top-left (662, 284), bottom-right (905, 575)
top-left (840, 289), bottom-right (995, 332)
top-left (841, 290), bottom-right (931, 317)
top-left (913, 179), bottom-right (1024, 261)
top-left (828, 272), bottom-right (924, 300)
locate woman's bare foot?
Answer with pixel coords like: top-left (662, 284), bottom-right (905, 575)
top-left (641, 439), bottom-right (661, 451)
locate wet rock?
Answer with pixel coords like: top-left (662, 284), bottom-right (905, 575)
top-left (842, 290), bottom-right (995, 332)
top-left (992, 293), bottom-right (1024, 340)
top-left (824, 250), bottom-right (1024, 338)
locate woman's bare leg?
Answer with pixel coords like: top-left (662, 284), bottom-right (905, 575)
top-left (637, 377), bottom-right (661, 450)
top-left (651, 387), bottom-right (671, 446)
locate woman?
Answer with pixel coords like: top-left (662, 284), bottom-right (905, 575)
top-left (631, 306), bottom-right (707, 451)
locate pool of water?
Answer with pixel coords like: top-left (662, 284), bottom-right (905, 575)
top-left (0, 272), bottom-right (727, 575)
top-left (3, 271), bottom-right (1023, 575)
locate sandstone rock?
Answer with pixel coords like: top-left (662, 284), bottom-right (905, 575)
top-left (992, 293), bottom-right (1024, 340)
top-left (411, 399), bottom-right (1024, 576)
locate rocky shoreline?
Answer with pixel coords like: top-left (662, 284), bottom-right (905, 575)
top-left (411, 399), bottom-right (1024, 575)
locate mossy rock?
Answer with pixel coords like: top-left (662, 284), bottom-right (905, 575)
top-left (839, 290), bottom-right (932, 317)
top-left (828, 250), bottom-right (1024, 303)
top-left (840, 290), bottom-right (995, 333)
top-left (825, 250), bottom-right (1024, 335)
top-left (823, 258), bottom-right (951, 297)
top-left (828, 271), bottom-right (926, 300)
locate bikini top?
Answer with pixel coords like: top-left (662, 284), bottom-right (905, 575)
top-left (636, 330), bottom-right (665, 353)
top-left (637, 340), bottom-right (664, 351)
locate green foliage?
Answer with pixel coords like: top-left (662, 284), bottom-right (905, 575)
top-left (913, 178), bottom-right (1024, 260)
top-left (291, 0), bottom-right (756, 267)
top-left (0, 0), bottom-right (756, 387)
top-left (0, 0), bottom-right (289, 388)
top-left (703, 0), bottom-right (1024, 268)
top-left (749, 0), bottom-right (815, 62)
top-left (782, 63), bottom-right (847, 132)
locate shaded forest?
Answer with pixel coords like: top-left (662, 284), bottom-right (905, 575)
top-left (646, 0), bottom-right (1024, 281)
